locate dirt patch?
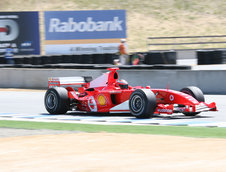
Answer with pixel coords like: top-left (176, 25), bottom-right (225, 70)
top-left (0, 132), bottom-right (226, 172)
top-left (0, 128), bottom-right (81, 138)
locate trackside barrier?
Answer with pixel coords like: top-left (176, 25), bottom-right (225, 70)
top-left (1, 52), bottom-right (177, 66)
top-left (1, 50), bottom-right (225, 66)
top-left (144, 51), bottom-right (176, 65)
top-left (0, 56), bottom-right (5, 64)
top-left (0, 68), bottom-right (225, 94)
top-left (147, 35), bottom-right (226, 51)
top-left (0, 54), bottom-right (118, 65)
top-left (197, 50), bottom-right (225, 65)
top-left (0, 63), bottom-right (191, 70)
top-left (147, 35), bottom-right (226, 64)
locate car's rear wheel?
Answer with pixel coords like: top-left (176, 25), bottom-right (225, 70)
top-left (180, 86), bottom-right (205, 116)
top-left (44, 87), bottom-right (69, 114)
top-left (129, 89), bottom-right (157, 119)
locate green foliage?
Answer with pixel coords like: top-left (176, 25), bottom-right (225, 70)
top-left (1, 120), bottom-right (226, 138)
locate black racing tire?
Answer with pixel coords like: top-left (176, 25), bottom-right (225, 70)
top-left (129, 89), bottom-right (157, 119)
top-left (44, 87), bottom-right (70, 114)
top-left (180, 86), bottom-right (205, 116)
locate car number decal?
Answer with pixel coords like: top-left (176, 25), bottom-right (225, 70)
top-left (88, 96), bottom-right (97, 112)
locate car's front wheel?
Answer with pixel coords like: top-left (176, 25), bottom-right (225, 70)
top-left (129, 89), bottom-right (157, 119)
top-left (180, 86), bottom-right (205, 116)
top-left (44, 87), bottom-right (69, 114)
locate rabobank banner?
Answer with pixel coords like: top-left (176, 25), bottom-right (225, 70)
top-left (44, 10), bottom-right (126, 54)
top-left (0, 12), bottom-right (40, 55)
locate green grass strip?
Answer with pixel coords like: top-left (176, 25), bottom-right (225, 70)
top-left (0, 120), bottom-right (226, 138)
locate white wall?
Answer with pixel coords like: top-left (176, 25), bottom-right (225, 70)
top-left (0, 68), bottom-right (225, 94)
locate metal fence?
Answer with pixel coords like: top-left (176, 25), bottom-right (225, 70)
top-left (147, 35), bottom-right (226, 51)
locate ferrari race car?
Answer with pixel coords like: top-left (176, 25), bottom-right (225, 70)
top-left (44, 68), bottom-right (217, 118)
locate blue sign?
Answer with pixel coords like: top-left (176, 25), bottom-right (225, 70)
top-left (0, 12), bottom-right (40, 55)
top-left (44, 10), bottom-right (126, 54)
top-left (44, 10), bottom-right (126, 41)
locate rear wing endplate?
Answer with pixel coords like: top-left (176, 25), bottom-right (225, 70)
top-left (48, 76), bottom-right (92, 88)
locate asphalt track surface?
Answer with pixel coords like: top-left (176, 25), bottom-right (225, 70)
top-left (0, 90), bottom-right (225, 127)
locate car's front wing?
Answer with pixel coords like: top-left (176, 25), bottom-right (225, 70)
top-left (109, 100), bottom-right (217, 115)
top-left (155, 102), bottom-right (217, 114)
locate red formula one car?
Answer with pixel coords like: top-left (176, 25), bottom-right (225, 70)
top-left (44, 68), bottom-right (217, 118)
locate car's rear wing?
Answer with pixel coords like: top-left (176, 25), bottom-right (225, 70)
top-left (48, 76), bottom-right (92, 88)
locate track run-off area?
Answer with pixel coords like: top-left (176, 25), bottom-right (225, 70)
top-left (0, 89), bottom-right (225, 127)
top-left (1, 89), bottom-right (226, 172)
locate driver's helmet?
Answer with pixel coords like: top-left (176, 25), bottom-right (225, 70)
top-left (116, 79), bottom-right (128, 89)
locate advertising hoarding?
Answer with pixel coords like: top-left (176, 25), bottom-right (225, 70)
top-left (0, 11), bottom-right (40, 55)
top-left (44, 10), bottom-right (126, 54)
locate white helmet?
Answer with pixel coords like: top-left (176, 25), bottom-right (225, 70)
top-left (120, 39), bottom-right (126, 43)
top-left (117, 79), bottom-right (128, 89)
